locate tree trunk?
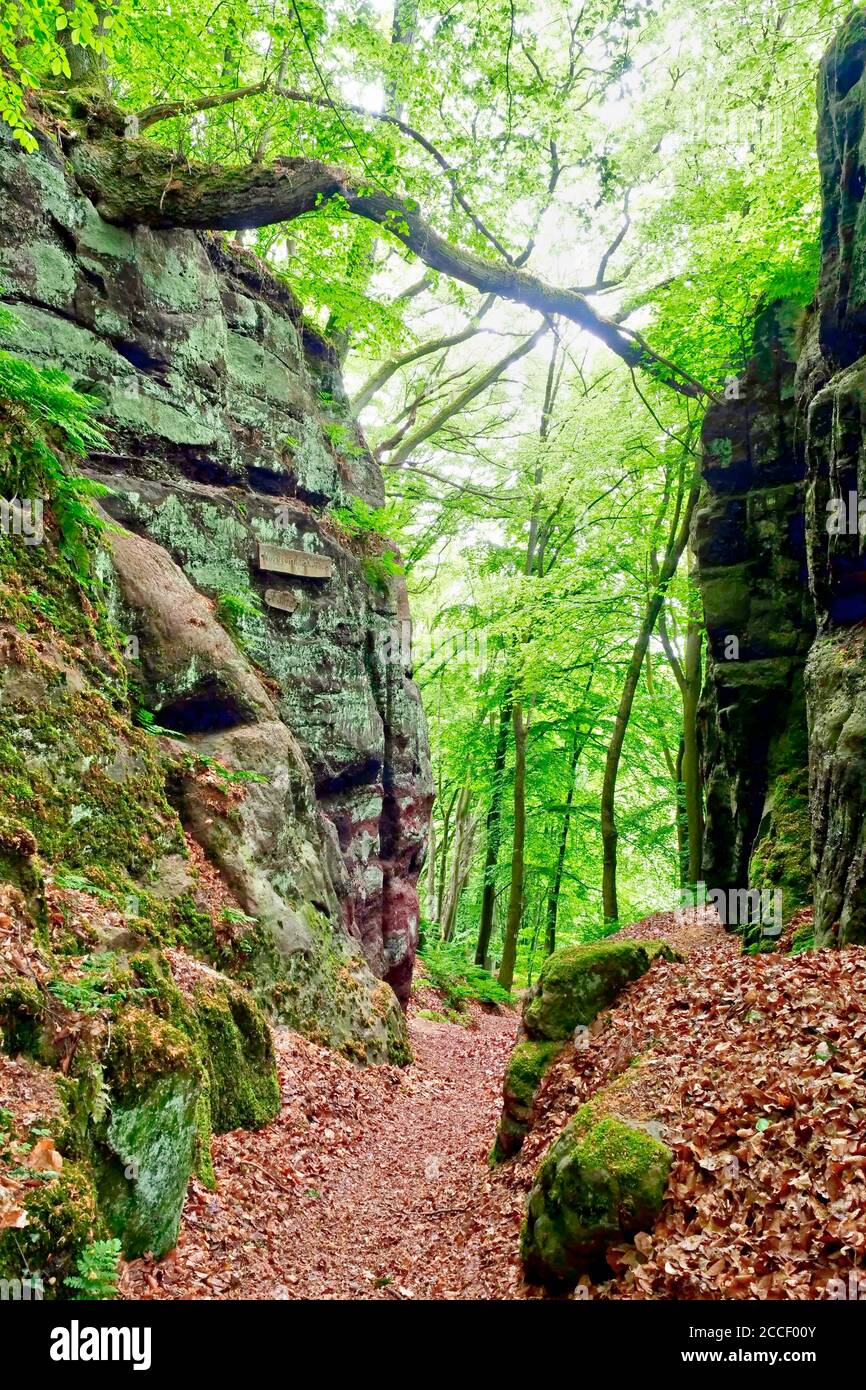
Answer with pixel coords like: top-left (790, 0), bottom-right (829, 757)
top-left (674, 735), bottom-right (688, 885)
top-left (435, 784), bottom-right (459, 925)
top-left (681, 611), bottom-right (704, 886)
top-left (425, 808), bottom-right (437, 924)
top-left (67, 138), bottom-right (705, 397)
top-left (441, 784), bottom-right (474, 941)
top-left (601, 459), bottom-right (701, 923)
top-left (498, 701), bottom-right (527, 991)
top-left (475, 700), bottom-right (511, 966)
top-left (545, 720), bottom-right (581, 955)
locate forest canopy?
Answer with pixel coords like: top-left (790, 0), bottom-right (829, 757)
top-left (0, 0), bottom-right (847, 984)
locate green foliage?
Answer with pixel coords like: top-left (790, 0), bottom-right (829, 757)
top-left (215, 588), bottom-right (262, 644)
top-left (0, 304), bottom-right (108, 577)
top-left (361, 548), bottom-right (404, 595)
top-left (47, 953), bottom-right (154, 1017)
top-left (418, 935), bottom-right (513, 1011)
top-left (135, 708), bottom-right (186, 739)
top-left (332, 496), bottom-right (398, 540)
top-left (65, 1237), bottom-right (122, 1300)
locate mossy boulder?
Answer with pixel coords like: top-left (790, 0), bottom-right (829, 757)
top-left (521, 1099), bottom-right (672, 1287)
top-left (523, 939), bottom-right (671, 1042)
top-left (98, 1071), bottom-right (202, 1260)
top-left (491, 1039), bottom-right (565, 1162)
top-left (95, 1006), bottom-right (203, 1257)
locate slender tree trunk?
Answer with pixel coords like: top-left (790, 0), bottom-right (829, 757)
top-left (441, 784), bottom-right (473, 941)
top-left (681, 574), bottom-right (704, 885)
top-left (601, 455), bottom-right (701, 923)
top-left (656, 563), bottom-right (705, 890)
top-left (545, 721), bottom-right (581, 956)
top-left (498, 701), bottom-right (527, 991)
top-left (435, 784), bottom-right (459, 924)
top-left (674, 735), bottom-right (688, 885)
top-left (645, 642), bottom-right (688, 884)
top-left (425, 808), bottom-right (437, 924)
top-left (475, 700), bottom-right (511, 965)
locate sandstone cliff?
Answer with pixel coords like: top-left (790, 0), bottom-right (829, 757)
top-left (0, 125), bottom-right (432, 1011)
top-left (693, 9), bottom-right (866, 946)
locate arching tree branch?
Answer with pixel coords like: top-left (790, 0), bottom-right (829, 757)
top-left (68, 139), bottom-right (709, 399)
top-left (136, 82), bottom-right (513, 262)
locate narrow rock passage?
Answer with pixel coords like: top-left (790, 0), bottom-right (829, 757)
top-left (124, 1004), bottom-right (521, 1300)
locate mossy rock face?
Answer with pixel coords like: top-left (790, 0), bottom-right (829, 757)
top-left (95, 1070), bottom-right (201, 1259)
top-left (523, 939), bottom-right (669, 1042)
top-left (747, 762), bottom-right (811, 942)
top-left (521, 1103), bottom-right (672, 1287)
top-left (0, 976), bottom-right (44, 1055)
top-left (491, 1039), bottom-right (565, 1163)
top-left (189, 975), bottom-right (280, 1132)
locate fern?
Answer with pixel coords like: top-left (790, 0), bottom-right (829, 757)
top-left (0, 302), bottom-right (108, 578)
top-left (65, 1239), bottom-right (122, 1300)
top-left (418, 937), bottom-right (513, 1010)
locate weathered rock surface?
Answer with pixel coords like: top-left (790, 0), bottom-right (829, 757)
top-left (522, 938), bottom-right (673, 1041)
top-left (692, 302), bottom-right (813, 928)
top-left (794, 9), bottom-right (866, 944)
top-left (0, 126), bottom-right (432, 996)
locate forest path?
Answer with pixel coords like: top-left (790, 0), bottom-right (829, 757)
top-left (123, 1002), bottom-right (522, 1300)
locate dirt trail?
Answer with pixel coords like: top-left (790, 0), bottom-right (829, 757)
top-left (123, 1003), bottom-right (521, 1300)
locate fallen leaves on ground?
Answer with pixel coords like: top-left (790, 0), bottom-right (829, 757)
top-left (123, 999), bottom-right (521, 1300)
top-left (122, 910), bottom-right (866, 1301)
top-left (502, 909), bottom-right (866, 1300)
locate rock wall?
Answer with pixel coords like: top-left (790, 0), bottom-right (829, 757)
top-left (692, 303), bottom-right (813, 924)
top-left (796, 8), bottom-right (866, 946)
top-left (694, 9), bottom-right (866, 946)
top-left (0, 126), bottom-right (432, 1009)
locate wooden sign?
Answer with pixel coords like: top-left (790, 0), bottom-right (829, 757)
top-left (263, 588), bottom-right (298, 613)
top-left (256, 542), bottom-right (332, 580)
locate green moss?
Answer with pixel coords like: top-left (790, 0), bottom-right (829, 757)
top-left (748, 762), bottom-right (812, 932)
top-left (505, 1038), bottom-right (564, 1114)
top-left (520, 1100), bottom-right (672, 1287)
top-left (103, 1006), bottom-right (197, 1104)
top-left (189, 976), bottom-right (280, 1131)
top-left (0, 1161), bottom-right (102, 1290)
top-left (262, 906), bottom-right (411, 1066)
top-left (491, 1039), bottom-right (566, 1163)
top-left (523, 939), bottom-right (670, 1041)
top-left (0, 976), bottom-right (44, 1055)
top-left (96, 1070), bottom-right (202, 1259)
top-left (790, 919), bottom-right (815, 954)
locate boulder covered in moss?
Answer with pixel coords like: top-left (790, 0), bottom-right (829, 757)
top-left (491, 1039), bottom-right (565, 1162)
top-left (95, 1006), bottom-right (205, 1258)
top-left (521, 1099), bottom-right (672, 1287)
top-left (523, 939), bottom-right (673, 1042)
